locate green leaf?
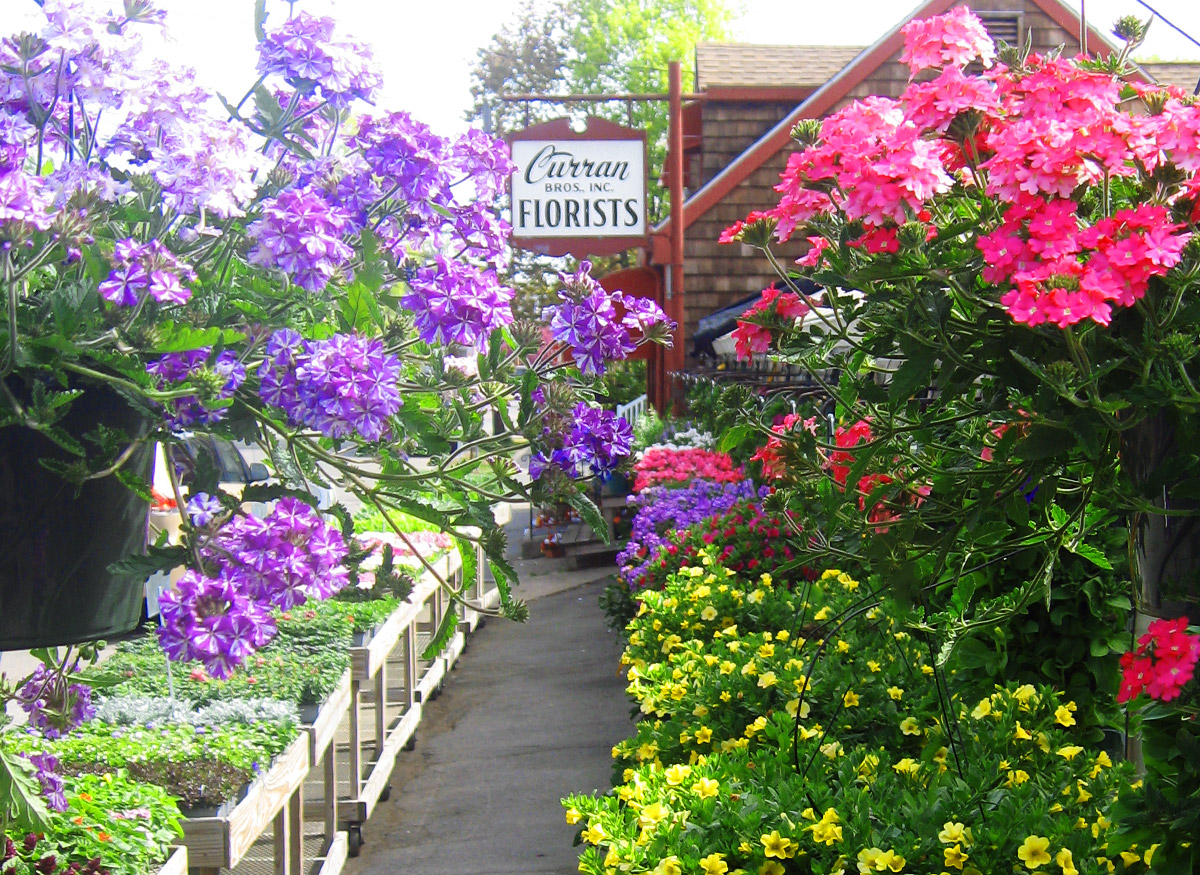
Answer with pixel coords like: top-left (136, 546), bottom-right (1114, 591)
top-left (108, 544), bottom-right (189, 578)
top-left (421, 612), bottom-right (459, 660)
top-left (1066, 542), bottom-right (1113, 569)
top-left (1016, 424), bottom-right (1072, 461)
top-left (563, 489), bottom-right (609, 544)
top-left (253, 0), bottom-right (268, 40)
top-left (0, 748), bottom-right (53, 834)
top-left (888, 347), bottom-right (935, 405)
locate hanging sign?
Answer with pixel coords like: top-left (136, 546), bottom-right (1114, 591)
top-left (507, 116), bottom-right (649, 257)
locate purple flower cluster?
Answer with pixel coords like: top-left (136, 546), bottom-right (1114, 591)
top-left (544, 262), bottom-right (674, 375)
top-left (257, 11), bottom-right (382, 107)
top-left (247, 187), bottom-right (355, 292)
top-left (615, 478), bottom-right (765, 588)
top-left (0, 169), bottom-right (52, 241)
top-left (146, 348), bottom-right (246, 430)
top-left (98, 238), bottom-right (196, 307)
top-left (20, 751), bottom-right (67, 812)
top-left (530, 404), bottom-right (633, 479)
top-left (402, 256), bottom-right (514, 351)
top-left (15, 664), bottom-right (95, 740)
top-left (259, 330), bottom-right (402, 441)
top-left (158, 497), bottom-right (349, 678)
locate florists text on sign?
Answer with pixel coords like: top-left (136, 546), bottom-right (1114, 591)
top-left (510, 139), bottom-right (646, 238)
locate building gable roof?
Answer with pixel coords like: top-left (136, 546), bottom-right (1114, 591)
top-left (696, 43), bottom-right (868, 90)
top-left (653, 0), bottom-right (1143, 247)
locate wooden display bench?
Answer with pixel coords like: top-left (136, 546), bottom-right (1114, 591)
top-left (154, 846), bottom-right (187, 875)
top-left (181, 733), bottom-right (309, 875)
top-left (301, 668), bottom-right (352, 862)
top-left (334, 551), bottom-right (462, 855)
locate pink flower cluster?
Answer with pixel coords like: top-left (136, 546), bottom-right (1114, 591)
top-left (750, 413), bottom-right (818, 480)
top-left (633, 447), bottom-right (744, 492)
top-left (1118, 617), bottom-right (1200, 703)
top-left (731, 7), bottom-right (1198, 331)
top-left (899, 6), bottom-right (996, 75)
top-left (731, 284), bottom-right (811, 361)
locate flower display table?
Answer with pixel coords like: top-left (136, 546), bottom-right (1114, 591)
top-left (153, 846), bottom-right (188, 875)
top-left (180, 733), bottom-right (310, 874)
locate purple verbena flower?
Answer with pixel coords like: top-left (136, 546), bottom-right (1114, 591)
top-left (401, 256), bottom-right (514, 351)
top-left (98, 237), bottom-right (196, 307)
top-left (247, 186), bottom-right (354, 292)
top-left (257, 12), bottom-right (382, 107)
top-left (146, 347), bottom-right (246, 430)
top-left (186, 492), bottom-right (224, 527)
top-left (543, 261), bottom-right (674, 375)
top-left (615, 479), bottom-right (763, 589)
top-left (20, 752), bottom-right (67, 813)
top-left (15, 664), bottom-right (95, 739)
top-left (258, 330), bottom-right (402, 440)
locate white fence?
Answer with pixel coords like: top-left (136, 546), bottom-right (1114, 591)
top-left (616, 393), bottom-right (648, 429)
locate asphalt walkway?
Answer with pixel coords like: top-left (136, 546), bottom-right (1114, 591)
top-left (343, 558), bottom-right (631, 875)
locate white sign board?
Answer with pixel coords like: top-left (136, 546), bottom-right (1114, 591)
top-left (510, 139), bottom-right (646, 238)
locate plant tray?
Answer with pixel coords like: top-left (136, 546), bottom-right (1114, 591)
top-left (179, 733), bottom-right (309, 871)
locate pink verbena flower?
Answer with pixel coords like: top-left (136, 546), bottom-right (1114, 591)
top-left (1118, 617), bottom-right (1200, 703)
top-left (900, 7), bottom-right (996, 76)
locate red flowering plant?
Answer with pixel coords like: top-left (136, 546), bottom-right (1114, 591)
top-left (631, 447), bottom-right (744, 491)
top-left (722, 8), bottom-right (1200, 868)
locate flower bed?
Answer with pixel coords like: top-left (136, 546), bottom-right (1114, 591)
top-left (632, 448), bottom-right (744, 492)
top-left (569, 561), bottom-right (1140, 875)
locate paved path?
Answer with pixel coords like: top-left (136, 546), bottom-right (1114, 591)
top-left (345, 566), bottom-right (631, 875)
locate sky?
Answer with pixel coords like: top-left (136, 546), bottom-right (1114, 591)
top-left (6, 0), bottom-right (1199, 136)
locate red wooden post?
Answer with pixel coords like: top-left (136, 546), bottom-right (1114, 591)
top-left (667, 60), bottom-right (686, 411)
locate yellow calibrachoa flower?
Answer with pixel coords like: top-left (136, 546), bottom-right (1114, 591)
top-left (786, 699), bottom-right (811, 719)
top-left (944, 844), bottom-right (969, 870)
top-left (887, 686), bottom-right (905, 701)
top-left (1055, 702), bottom-right (1078, 727)
top-left (758, 671), bottom-right (778, 688)
top-left (858, 848), bottom-right (906, 872)
top-left (843, 690), bottom-right (860, 707)
top-left (1013, 721), bottom-right (1033, 741)
top-left (701, 606), bottom-right (718, 621)
top-left (638, 802), bottom-right (670, 830)
top-left (1005, 769), bottom-right (1030, 787)
top-left (747, 589), bottom-right (764, 605)
top-left (664, 764), bottom-right (691, 786)
top-left (1055, 848), bottom-right (1079, 875)
top-left (760, 572), bottom-right (773, 587)
top-left (971, 698), bottom-right (992, 719)
top-left (813, 606), bottom-right (831, 621)
top-left (758, 642), bottom-right (775, 659)
top-left (1144, 844), bottom-right (1160, 865)
top-left (759, 862), bottom-right (785, 875)
top-left (720, 660), bottom-right (736, 675)
top-left (867, 660), bottom-right (882, 673)
top-left (699, 853), bottom-right (729, 875)
top-left (1016, 835), bottom-right (1051, 869)
top-left (692, 777), bottom-right (719, 799)
top-left (1091, 814), bottom-right (1111, 839)
top-left (899, 716), bottom-right (921, 736)
top-left (938, 822), bottom-right (969, 845)
top-left (652, 855), bottom-right (682, 875)
top-left (565, 807), bottom-right (582, 824)
top-left (1119, 850), bottom-right (1141, 867)
top-left (809, 808), bottom-right (843, 846)
top-left (761, 830), bottom-right (798, 859)
top-left (740, 660), bottom-right (758, 677)
top-left (920, 664), bottom-right (935, 675)
top-left (695, 725), bottom-right (713, 744)
top-left (603, 845), bottom-right (621, 869)
top-left (693, 704), bottom-right (710, 717)
top-left (836, 639), bottom-right (851, 653)
top-left (1013, 684), bottom-right (1037, 708)
top-left (776, 629), bottom-right (790, 642)
top-left (892, 758), bottom-right (920, 777)
top-left (1089, 751), bottom-right (1113, 778)
top-left (582, 822), bottom-right (608, 844)
top-left (857, 753), bottom-right (880, 782)
top-left (820, 741), bottom-right (844, 759)
top-left (1056, 745), bottom-right (1084, 761)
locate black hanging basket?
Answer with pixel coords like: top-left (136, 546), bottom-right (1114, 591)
top-left (0, 382), bottom-right (153, 649)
